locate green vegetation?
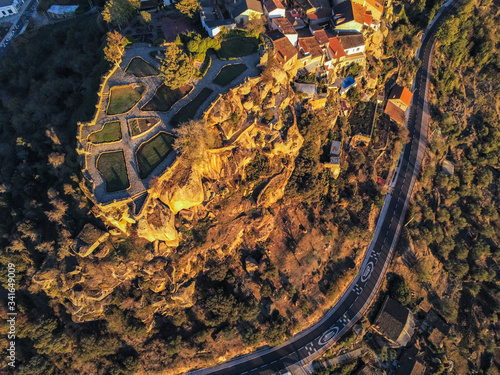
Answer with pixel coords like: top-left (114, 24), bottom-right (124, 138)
top-left (159, 43), bottom-right (196, 90)
top-left (403, 0), bottom-right (499, 372)
top-left (125, 57), bottom-right (159, 77)
top-left (136, 132), bottom-right (174, 179)
top-left (175, 0), bottom-right (200, 18)
top-left (217, 37), bottom-right (259, 59)
top-left (107, 84), bottom-right (145, 115)
top-left (88, 121), bottom-right (122, 143)
top-left (170, 88), bottom-right (213, 127)
top-left (128, 118), bottom-right (157, 137)
top-left (213, 64), bottom-right (247, 86)
top-left (141, 84), bottom-right (192, 112)
top-left (187, 33), bottom-right (221, 61)
top-left (102, 0), bottom-right (140, 27)
top-left (96, 151), bottom-right (130, 192)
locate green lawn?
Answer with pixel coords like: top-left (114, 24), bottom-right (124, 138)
top-left (88, 121), bottom-right (122, 143)
top-left (137, 132), bottom-right (174, 179)
top-left (213, 64), bottom-right (247, 86)
top-left (141, 84), bottom-right (192, 112)
top-left (107, 84), bottom-right (145, 115)
top-left (125, 57), bottom-right (159, 77)
top-left (171, 88), bottom-right (213, 127)
top-left (218, 37), bottom-right (259, 59)
top-left (96, 151), bottom-right (130, 192)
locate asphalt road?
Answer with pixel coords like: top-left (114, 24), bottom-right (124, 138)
top-left (189, 2), bottom-right (461, 374)
top-left (0, 0), bottom-right (38, 60)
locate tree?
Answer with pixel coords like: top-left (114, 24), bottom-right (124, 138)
top-left (388, 275), bottom-right (411, 305)
top-left (159, 43), bottom-right (196, 89)
top-left (245, 15), bottom-right (265, 38)
top-left (104, 31), bottom-right (128, 67)
top-left (175, 0), bottom-right (200, 18)
top-left (102, 0), bottom-right (140, 28)
top-left (139, 10), bottom-right (151, 25)
top-left (174, 119), bottom-right (218, 166)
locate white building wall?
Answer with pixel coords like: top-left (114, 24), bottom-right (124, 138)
top-left (0, 4), bottom-right (18, 18)
top-left (343, 45), bottom-right (365, 55)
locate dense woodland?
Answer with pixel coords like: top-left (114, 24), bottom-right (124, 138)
top-left (403, 0), bottom-right (500, 373)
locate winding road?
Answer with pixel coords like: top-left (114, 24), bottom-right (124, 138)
top-left (189, 1), bottom-right (460, 374)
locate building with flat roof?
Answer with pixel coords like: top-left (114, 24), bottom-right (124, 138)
top-left (0, 0), bottom-right (23, 18)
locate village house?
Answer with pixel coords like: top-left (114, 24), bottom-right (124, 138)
top-left (268, 30), bottom-right (299, 70)
top-left (337, 33), bottom-right (366, 67)
top-left (297, 36), bottom-right (324, 71)
top-left (263, 0), bottom-right (286, 20)
top-left (286, 9), bottom-right (306, 29)
top-left (421, 309), bottom-right (450, 348)
top-left (396, 346), bottom-right (426, 375)
top-left (352, 0), bottom-right (384, 20)
top-left (384, 84), bottom-right (413, 125)
top-left (271, 16), bottom-right (299, 45)
top-left (332, 1), bottom-right (369, 32)
top-left (230, 0), bottom-right (264, 24)
top-left (326, 36), bottom-right (346, 71)
top-left (200, 0), bottom-right (236, 37)
top-left (372, 296), bottom-right (416, 347)
top-left (0, 0), bottom-right (23, 17)
top-left (325, 140), bottom-right (342, 178)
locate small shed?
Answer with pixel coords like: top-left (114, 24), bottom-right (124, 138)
top-left (47, 5), bottom-right (79, 19)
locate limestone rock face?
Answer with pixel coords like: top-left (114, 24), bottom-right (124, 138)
top-left (245, 256), bottom-right (259, 276)
top-left (170, 281), bottom-right (196, 308)
top-left (137, 200), bottom-right (178, 246)
top-left (72, 224), bottom-right (110, 258)
top-left (159, 168), bottom-right (204, 215)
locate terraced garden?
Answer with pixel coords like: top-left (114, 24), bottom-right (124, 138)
top-left (107, 84), bottom-right (146, 115)
top-left (213, 64), bottom-right (247, 86)
top-left (129, 117), bottom-right (159, 137)
top-left (171, 88), bottom-right (213, 127)
top-left (125, 57), bottom-right (159, 77)
top-left (136, 132), bottom-right (174, 179)
top-left (96, 151), bottom-right (130, 192)
top-left (218, 37), bottom-right (260, 59)
top-left (88, 121), bottom-right (122, 143)
top-left (141, 84), bottom-right (192, 112)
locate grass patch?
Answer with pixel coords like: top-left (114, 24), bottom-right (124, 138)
top-left (129, 118), bottom-right (158, 137)
top-left (125, 57), bottom-right (159, 77)
top-left (96, 151), bottom-right (130, 192)
top-left (107, 84), bottom-right (145, 115)
top-left (217, 37), bottom-right (259, 59)
top-left (88, 121), bottom-right (122, 143)
top-left (171, 88), bottom-right (213, 127)
top-left (213, 63), bottom-right (247, 86)
top-left (137, 132), bottom-right (174, 179)
top-left (141, 84), bottom-right (192, 112)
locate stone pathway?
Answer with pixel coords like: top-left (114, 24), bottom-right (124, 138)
top-left (79, 44), bottom-right (261, 205)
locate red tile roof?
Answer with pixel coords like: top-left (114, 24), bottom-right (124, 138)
top-left (313, 29), bottom-right (329, 45)
top-left (384, 100), bottom-right (405, 125)
top-left (264, 0), bottom-right (285, 12)
top-left (273, 17), bottom-right (297, 35)
top-left (364, 10), bottom-right (373, 25)
top-left (328, 36), bottom-right (346, 59)
top-left (298, 36), bottom-right (323, 58)
top-left (388, 85), bottom-right (413, 107)
top-left (308, 6), bottom-right (331, 20)
top-left (274, 37), bottom-right (298, 65)
top-left (334, 1), bottom-right (367, 26)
